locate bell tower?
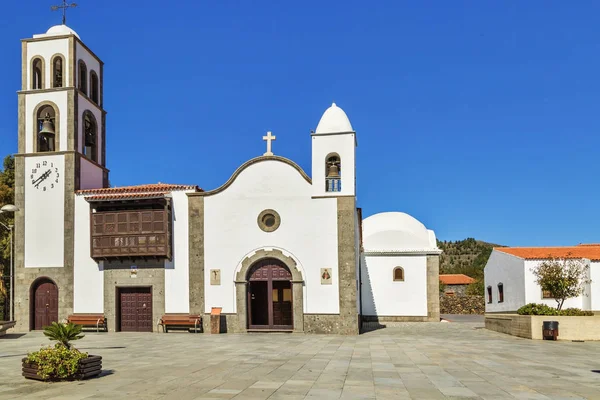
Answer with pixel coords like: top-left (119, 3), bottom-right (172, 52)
top-left (311, 103), bottom-right (357, 197)
top-left (13, 23), bottom-right (109, 331)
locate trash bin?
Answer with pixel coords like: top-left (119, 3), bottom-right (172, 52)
top-left (543, 321), bottom-right (559, 340)
top-left (210, 307), bottom-right (222, 334)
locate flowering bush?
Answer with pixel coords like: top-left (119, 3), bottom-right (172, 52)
top-left (26, 344), bottom-right (88, 380)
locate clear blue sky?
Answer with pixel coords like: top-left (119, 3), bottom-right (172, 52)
top-left (1, 1), bottom-right (599, 247)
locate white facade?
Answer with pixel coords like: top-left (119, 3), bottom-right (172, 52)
top-left (204, 159), bottom-right (339, 314)
top-left (361, 212), bottom-right (441, 317)
top-left (485, 248), bottom-right (600, 313)
top-left (24, 155), bottom-right (65, 268)
top-left (483, 250), bottom-right (526, 313)
top-left (15, 24), bottom-right (441, 333)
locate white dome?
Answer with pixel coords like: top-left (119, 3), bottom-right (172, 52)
top-left (315, 103), bottom-right (353, 134)
top-left (42, 25), bottom-right (80, 39)
top-left (362, 212), bottom-right (438, 251)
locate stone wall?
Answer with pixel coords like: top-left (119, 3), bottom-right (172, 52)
top-left (485, 314), bottom-right (600, 340)
top-left (440, 295), bottom-right (485, 314)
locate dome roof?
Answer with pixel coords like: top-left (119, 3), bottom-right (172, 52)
top-left (315, 103), bottom-right (353, 134)
top-left (362, 212), bottom-right (438, 251)
top-left (40, 24), bottom-right (80, 39)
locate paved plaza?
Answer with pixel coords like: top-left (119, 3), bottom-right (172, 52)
top-left (1, 322), bottom-right (599, 399)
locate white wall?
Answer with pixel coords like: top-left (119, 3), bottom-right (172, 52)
top-left (311, 133), bottom-right (356, 197)
top-left (73, 195), bottom-right (103, 312)
top-left (26, 38), bottom-right (70, 90)
top-left (24, 155), bottom-right (65, 267)
top-left (204, 159), bottom-right (340, 314)
top-left (79, 157), bottom-right (104, 190)
top-left (361, 255), bottom-right (428, 316)
top-left (484, 250), bottom-right (526, 312)
top-left (590, 261), bottom-right (600, 311)
top-left (77, 95), bottom-right (103, 160)
top-left (164, 191), bottom-right (192, 313)
top-left (25, 91), bottom-right (69, 152)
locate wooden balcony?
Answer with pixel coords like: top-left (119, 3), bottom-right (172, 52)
top-left (91, 209), bottom-right (172, 260)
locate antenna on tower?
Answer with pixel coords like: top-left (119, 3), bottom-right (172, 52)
top-left (51, 1), bottom-right (78, 25)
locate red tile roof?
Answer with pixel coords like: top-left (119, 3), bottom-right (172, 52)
top-left (85, 192), bottom-right (170, 202)
top-left (78, 183), bottom-right (201, 201)
top-left (495, 244), bottom-right (600, 260)
top-left (439, 274), bottom-right (476, 285)
top-left (78, 183), bottom-right (201, 195)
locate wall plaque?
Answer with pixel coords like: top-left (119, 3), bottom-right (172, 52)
top-left (321, 268), bottom-right (332, 285)
top-left (210, 269), bottom-right (221, 285)
top-left (130, 265), bottom-right (138, 278)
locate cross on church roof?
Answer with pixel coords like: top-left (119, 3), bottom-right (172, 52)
top-left (262, 131), bottom-right (276, 156)
top-left (51, 1), bottom-right (78, 25)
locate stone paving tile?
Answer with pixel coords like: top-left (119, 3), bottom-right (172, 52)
top-left (2, 322), bottom-right (600, 399)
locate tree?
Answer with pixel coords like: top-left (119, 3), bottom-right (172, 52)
top-left (0, 155), bottom-right (15, 320)
top-left (43, 322), bottom-right (85, 349)
top-left (531, 256), bottom-right (592, 310)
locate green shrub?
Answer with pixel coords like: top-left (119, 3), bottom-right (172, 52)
top-left (517, 303), bottom-right (557, 315)
top-left (466, 279), bottom-right (484, 296)
top-left (560, 308), bottom-right (594, 316)
top-left (26, 344), bottom-right (88, 380)
top-left (517, 303), bottom-right (594, 316)
top-left (43, 322), bottom-right (84, 349)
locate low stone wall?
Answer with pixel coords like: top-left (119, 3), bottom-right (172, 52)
top-left (440, 295), bottom-right (485, 314)
top-left (485, 314), bottom-right (600, 340)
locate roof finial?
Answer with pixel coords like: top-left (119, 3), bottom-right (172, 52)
top-left (51, 1), bottom-right (78, 25)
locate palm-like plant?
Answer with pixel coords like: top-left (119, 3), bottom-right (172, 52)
top-left (43, 322), bottom-right (84, 349)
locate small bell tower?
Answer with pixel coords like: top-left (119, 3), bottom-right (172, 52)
top-left (311, 103), bottom-right (357, 197)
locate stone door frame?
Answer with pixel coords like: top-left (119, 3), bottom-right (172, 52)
top-left (235, 249), bottom-right (304, 333)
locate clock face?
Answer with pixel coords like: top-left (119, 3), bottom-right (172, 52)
top-left (30, 160), bottom-right (60, 192)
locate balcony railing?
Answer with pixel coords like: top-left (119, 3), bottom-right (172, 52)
top-left (91, 209), bottom-right (171, 260)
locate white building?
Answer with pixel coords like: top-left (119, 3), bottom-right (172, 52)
top-left (484, 245), bottom-right (600, 313)
top-left (11, 24), bottom-right (441, 334)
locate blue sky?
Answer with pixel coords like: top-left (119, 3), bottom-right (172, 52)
top-left (1, 1), bottom-right (599, 247)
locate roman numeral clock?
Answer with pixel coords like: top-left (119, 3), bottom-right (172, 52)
top-left (30, 159), bottom-right (60, 192)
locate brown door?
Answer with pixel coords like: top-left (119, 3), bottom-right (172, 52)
top-left (119, 287), bottom-right (153, 332)
top-left (34, 281), bottom-right (58, 330)
top-left (247, 259), bottom-right (293, 330)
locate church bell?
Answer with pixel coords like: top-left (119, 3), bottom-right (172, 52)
top-left (327, 163), bottom-right (340, 178)
top-left (40, 115), bottom-right (56, 136)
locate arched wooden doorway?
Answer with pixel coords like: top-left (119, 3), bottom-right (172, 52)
top-left (30, 278), bottom-right (59, 330)
top-left (247, 259), bottom-right (293, 330)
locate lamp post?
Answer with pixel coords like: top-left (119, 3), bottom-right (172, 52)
top-left (0, 204), bottom-right (19, 322)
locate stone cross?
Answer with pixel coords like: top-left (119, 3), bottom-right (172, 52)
top-left (262, 131), bottom-right (276, 156)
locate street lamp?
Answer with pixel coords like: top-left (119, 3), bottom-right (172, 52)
top-left (0, 204), bottom-right (19, 322)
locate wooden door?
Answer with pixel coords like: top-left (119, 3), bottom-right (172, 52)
top-left (247, 260), bottom-right (293, 330)
top-left (119, 288), bottom-right (153, 332)
top-left (272, 281), bottom-right (293, 328)
top-left (34, 281), bottom-right (58, 330)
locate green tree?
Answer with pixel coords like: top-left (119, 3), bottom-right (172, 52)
top-left (531, 256), bottom-right (592, 310)
top-left (43, 322), bottom-right (85, 349)
top-left (465, 279), bottom-right (484, 296)
top-left (0, 155), bottom-right (15, 320)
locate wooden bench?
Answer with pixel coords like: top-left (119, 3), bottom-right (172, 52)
top-left (67, 314), bottom-right (107, 332)
top-left (158, 314), bottom-right (202, 333)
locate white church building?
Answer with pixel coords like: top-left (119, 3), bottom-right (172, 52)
top-left (485, 245), bottom-right (600, 313)
top-left (11, 24), bottom-right (441, 334)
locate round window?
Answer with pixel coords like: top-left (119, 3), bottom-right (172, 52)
top-left (257, 209), bottom-right (280, 232)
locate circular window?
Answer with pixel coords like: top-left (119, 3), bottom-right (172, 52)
top-left (257, 209), bottom-right (280, 232)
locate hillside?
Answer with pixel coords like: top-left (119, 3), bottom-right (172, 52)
top-left (437, 238), bottom-right (502, 280)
